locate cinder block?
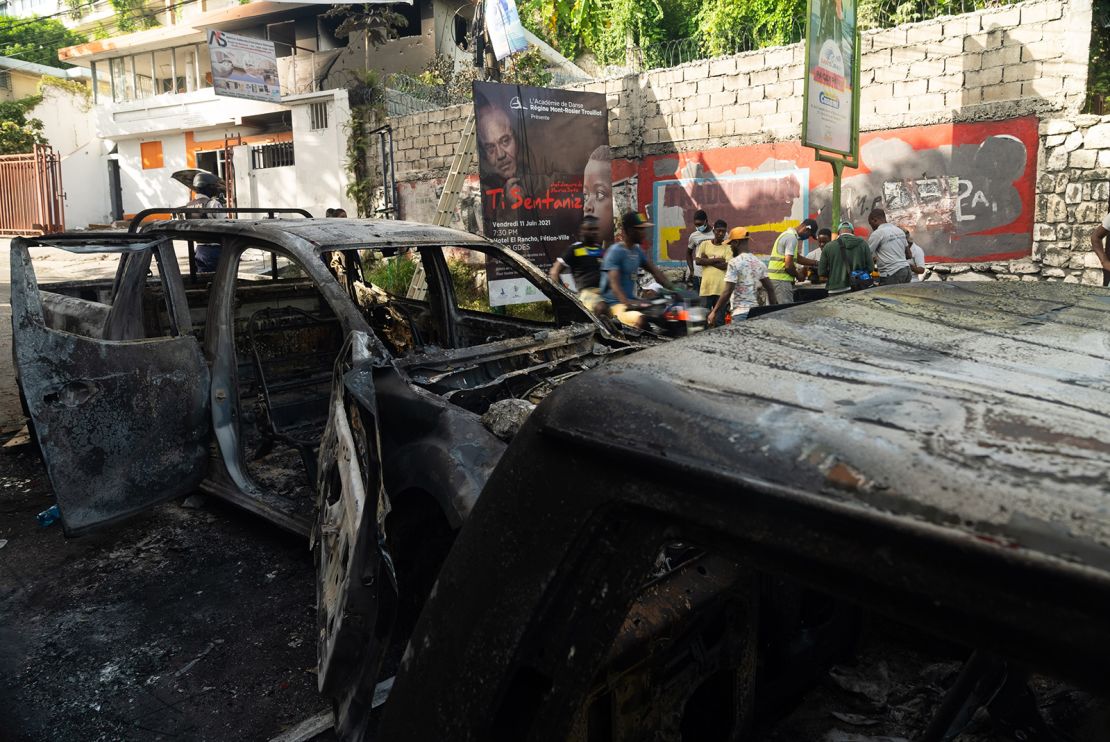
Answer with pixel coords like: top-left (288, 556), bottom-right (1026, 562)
top-left (709, 57), bottom-right (737, 77)
top-left (671, 81), bottom-right (697, 98)
top-left (750, 68), bottom-right (778, 85)
top-left (722, 73), bottom-right (749, 91)
top-left (981, 81), bottom-right (1022, 102)
top-left (964, 33), bottom-right (989, 53)
top-left (734, 52), bottom-right (766, 72)
top-left (905, 24), bottom-right (944, 44)
top-left (890, 47), bottom-right (927, 65)
top-left (749, 98), bottom-right (777, 116)
top-left (698, 77), bottom-right (724, 95)
top-left (780, 64), bottom-right (803, 82)
top-left (861, 82), bottom-right (893, 103)
top-left (926, 36), bottom-right (966, 56)
top-left (691, 93), bottom-right (711, 109)
top-left (684, 123), bottom-right (709, 140)
top-left (1022, 1), bottom-right (1064, 24)
top-left (964, 67), bottom-right (1003, 87)
top-left (908, 59), bottom-right (945, 79)
top-left (708, 119), bottom-right (733, 138)
top-left (894, 79), bottom-right (928, 97)
top-left (735, 85), bottom-right (765, 103)
top-left (726, 102), bottom-right (751, 121)
top-left (683, 64), bottom-right (709, 82)
top-left (981, 6), bottom-right (1022, 29)
top-left (710, 91), bottom-right (737, 107)
top-left (764, 48), bottom-right (793, 68)
top-left (944, 90), bottom-right (968, 108)
top-left (734, 115), bottom-right (762, 134)
top-left (861, 49), bottom-right (892, 71)
top-left (1005, 24), bottom-right (1044, 45)
top-left (981, 45), bottom-right (1021, 69)
top-left (928, 73), bottom-right (965, 93)
top-left (1022, 77), bottom-right (1063, 98)
top-left (914, 92), bottom-right (946, 112)
top-left (875, 97), bottom-right (909, 115)
top-left (875, 65), bottom-right (910, 83)
top-left (1021, 40), bottom-right (1066, 62)
top-left (764, 80), bottom-right (793, 99)
top-left (1002, 61), bottom-right (1038, 83)
top-left (696, 106), bottom-right (723, 123)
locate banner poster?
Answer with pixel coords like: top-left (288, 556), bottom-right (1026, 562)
top-left (208, 30), bottom-right (281, 103)
top-left (484, 0), bottom-right (529, 60)
top-left (473, 81), bottom-right (610, 306)
top-left (803, 0), bottom-right (857, 155)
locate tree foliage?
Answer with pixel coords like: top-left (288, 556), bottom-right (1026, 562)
top-left (0, 16), bottom-right (86, 68)
top-left (326, 4), bottom-right (411, 47)
top-left (0, 96), bottom-right (46, 155)
top-left (1089, 0), bottom-right (1110, 105)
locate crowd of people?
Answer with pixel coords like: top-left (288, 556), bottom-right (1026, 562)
top-left (553, 206), bottom-right (932, 331)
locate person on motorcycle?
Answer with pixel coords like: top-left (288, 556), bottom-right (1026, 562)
top-left (707, 227), bottom-right (777, 326)
top-left (600, 211), bottom-right (674, 329)
top-left (184, 171), bottom-right (225, 273)
top-left (550, 216), bottom-right (609, 315)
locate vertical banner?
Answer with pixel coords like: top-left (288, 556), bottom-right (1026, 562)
top-left (473, 81), bottom-right (610, 306)
top-left (484, 0), bottom-right (529, 60)
top-left (207, 30), bottom-right (281, 103)
top-left (803, 0), bottom-right (858, 156)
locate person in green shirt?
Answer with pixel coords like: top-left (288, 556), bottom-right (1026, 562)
top-left (818, 220), bottom-right (874, 294)
top-left (695, 219), bottom-right (732, 326)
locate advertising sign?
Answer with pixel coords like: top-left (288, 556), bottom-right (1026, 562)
top-left (803, 0), bottom-right (858, 156)
top-left (207, 30), bottom-right (281, 103)
top-left (473, 81), bottom-right (609, 306)
top-left (484, 0), bottom-right (529, 60)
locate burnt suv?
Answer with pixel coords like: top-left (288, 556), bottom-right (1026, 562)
top-left (379, 280), bottom-right (1110, 741)
top-left (10, 212), bottom-right (639, 734)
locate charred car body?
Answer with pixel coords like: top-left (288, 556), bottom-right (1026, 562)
top-left (381, 281), bottom-right (1110, 741)
top-left (10, 214), bottom-right (643, 733)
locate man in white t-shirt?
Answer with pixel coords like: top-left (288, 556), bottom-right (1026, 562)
top-left (1087, 212), bottom-right (1110, 287)
top-left (707, 227), bottom-right (777, 325)
top-left (687, 209), bottom-right (714, 290)
top-left (904, 227), bottom-right (927, 282)
top-left (867, 208), bottom-right (912, 284)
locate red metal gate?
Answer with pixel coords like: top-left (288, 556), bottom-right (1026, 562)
top-left (0, 145), bottom-right (65, 236)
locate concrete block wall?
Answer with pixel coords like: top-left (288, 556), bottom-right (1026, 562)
top-left (391, 0), bottom-right (1087, 173)
top-left (386, 0), bottom-right (1109, 284)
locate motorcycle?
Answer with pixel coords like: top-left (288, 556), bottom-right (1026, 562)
top-left (631, 288), bottom-right (707, 337)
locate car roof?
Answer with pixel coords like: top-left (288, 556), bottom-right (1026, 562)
top-left (144, 217), bottom-right (491, 251)
top-left (535, 281), bottom-right (1110, 573)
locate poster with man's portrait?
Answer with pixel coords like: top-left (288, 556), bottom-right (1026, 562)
top-left (473, 81), bottom-right (610, 305)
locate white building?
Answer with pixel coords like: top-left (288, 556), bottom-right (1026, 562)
top-left (53, 0), bottom-right (476, 222)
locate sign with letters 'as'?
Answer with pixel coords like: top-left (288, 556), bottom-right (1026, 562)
top-left (208, 30), bottom-right (281, 103)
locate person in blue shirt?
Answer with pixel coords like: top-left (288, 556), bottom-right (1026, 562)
top-left (600, 211), bottom-right (675, 329)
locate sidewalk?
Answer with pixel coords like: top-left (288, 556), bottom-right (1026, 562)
top-left (0, 237), bottom-right (129, 430)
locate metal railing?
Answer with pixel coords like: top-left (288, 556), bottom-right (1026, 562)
top-left (251, 142), bottom-right (296, 170)
top-left (0, 145), bottom-right (65, 236)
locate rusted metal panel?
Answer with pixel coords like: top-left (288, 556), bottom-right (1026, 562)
top-left (0, 145), bottom-right (64, 236)
top-left (10, 240), bottom-right (211, 536)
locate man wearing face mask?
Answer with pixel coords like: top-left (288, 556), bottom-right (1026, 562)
top-left (687, 209), bottom-right (713, 290)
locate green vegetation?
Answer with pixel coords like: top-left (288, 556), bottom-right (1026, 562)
top-left (448, 258), bottom-right (554, 323)
top-left (366, 253), bottom-right (419, 296)
top-left (1089, 0), bottom-right (1110, 109)
top-left (0, 15), bottom-right (86, 68)
top-left (0, 96), bottom-right (46, 155)
top-left (517, 0), bottom-right (1020, 67)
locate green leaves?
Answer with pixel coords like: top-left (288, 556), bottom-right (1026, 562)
top-left (0, 16), bottom-right (86, 68)
top-left (0, 96), bottom-right (46, 155)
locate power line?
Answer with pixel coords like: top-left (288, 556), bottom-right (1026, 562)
top-left (0, 0), bottom-right (102, 33)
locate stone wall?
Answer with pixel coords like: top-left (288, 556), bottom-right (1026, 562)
top-left (386, 0), bottom-right (1108, 285)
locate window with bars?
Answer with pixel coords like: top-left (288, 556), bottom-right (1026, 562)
top-left (252, 142), bottom-right (295, 169)
top-left (309, 102), bottom-right (329, 131)
top-left (0, 71), bottom-right (11, 92)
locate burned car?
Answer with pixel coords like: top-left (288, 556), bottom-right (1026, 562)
top-left (380, 281), bottom-right (1110, 740)
top-left (10, 213), bottom-right (639, 733)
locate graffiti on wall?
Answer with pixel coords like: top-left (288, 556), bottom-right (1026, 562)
top-left (621, 116), bottom-right (1038, 266)
top-left (653, 171), bottom-right (809, 262)
top-left (396, 176), bottom-right (484, 235)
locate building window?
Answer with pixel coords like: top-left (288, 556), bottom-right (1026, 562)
top-left (0, 71), bottom-right (10, 91)
top-left (309, 102), bottom-right (328, 131)
top-left (252, 142), bottom-right (295, 169)
top-left (141, 140), bottom-right (164, 169)
top-left (103, 44), bottom-right (213, 103)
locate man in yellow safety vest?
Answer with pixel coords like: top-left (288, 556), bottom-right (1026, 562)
top-left (767, 218), bottom-right (819, 304)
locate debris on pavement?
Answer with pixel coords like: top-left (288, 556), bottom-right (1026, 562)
top-left (829, 661), bottom-right (893, 706)
top-left (480, 398), bottom-right (536, 440)
top-left (36, 504), bottom-right (59, 528)
top-left (181, 494), bottom-right (207, 510)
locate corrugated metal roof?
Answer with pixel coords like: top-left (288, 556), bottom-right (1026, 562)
top-left (538, 281), bottom-right (1110, 572)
